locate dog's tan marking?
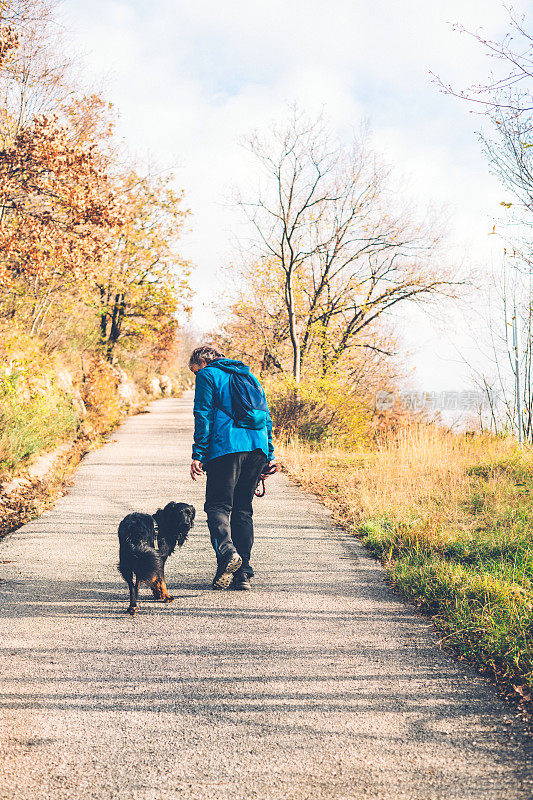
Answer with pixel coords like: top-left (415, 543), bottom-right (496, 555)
top-left (153, 577), bottom-right (174, 603)
top-left (149, 575), bottom-right (163, 599)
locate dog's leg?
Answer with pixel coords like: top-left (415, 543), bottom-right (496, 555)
top-left (160, 578), bottom-right (174, 603)
top-left (159, 562), bottom-right (173, 603)
top-left (153, 576), bottom-right (174, 604)
top-left (151, 556), bottom-right (168, 599)
top-left (127, 576), bottom-right (140, 615)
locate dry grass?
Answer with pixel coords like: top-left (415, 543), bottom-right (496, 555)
top-left (280, 426), bottom-right (518, 524)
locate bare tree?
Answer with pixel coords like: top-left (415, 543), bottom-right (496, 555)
top-left (433, 5), bottom-right (532, 119)
top-left (236, 107), bottom-right (456, 384)
top-left (434, 6), bottom-right (533, 234)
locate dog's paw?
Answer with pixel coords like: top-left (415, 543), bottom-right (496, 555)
top-left (127, 605), bottom-right (137, 615)
top-left (163, 595), bottom-right (175, 604)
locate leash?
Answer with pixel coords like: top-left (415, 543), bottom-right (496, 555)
top-left (255, 463), bottom-right (278, 497)
top-left (152, 516), bottom-right (159, 549)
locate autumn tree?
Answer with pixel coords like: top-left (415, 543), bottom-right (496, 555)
top-left (0, 105), bottom-right (121, 330)
top-left (235, 108), bottom-right (456, 384)
top-left (0, 0), bottom-right (193, 373)
top-left (0, 0), bottom-right (74, 131)
top-left (96, 171), bottom-right (192, 362)
top-left (0, 0), bottom-right (193, 471)
top-left (0, 1), bottom-right (121, 335)
top-left (220, 255), bottom-right (401, 394)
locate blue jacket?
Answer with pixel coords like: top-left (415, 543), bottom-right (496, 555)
top-left (192, 359), bottom-right (274, 464)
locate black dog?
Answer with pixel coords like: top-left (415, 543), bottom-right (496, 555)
top-left (118, 501), bottom-right (195, 615)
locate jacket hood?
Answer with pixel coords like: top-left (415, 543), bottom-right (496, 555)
top-left (204, 358), bottom-right (250, 375)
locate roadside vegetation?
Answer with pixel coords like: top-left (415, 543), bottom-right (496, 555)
top-left (278, 428), bottom-right (533, 704)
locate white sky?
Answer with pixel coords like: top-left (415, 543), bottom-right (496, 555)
top-left (60, 0), bottom-right (526, 393)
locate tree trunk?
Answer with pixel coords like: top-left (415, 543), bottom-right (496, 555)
top-left (285, 271), bottom-right (300, 385)
top-left (99, 286), bottom-right (108, 348)
top-left (106, 293), bottom-right (125, 361)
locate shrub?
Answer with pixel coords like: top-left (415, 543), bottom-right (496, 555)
top-left (267, 377), bottom-right (370, 446)
top-left (0, 365), bottom-right (78, 477)
top-left (80, 357), bottom-right (122, 433)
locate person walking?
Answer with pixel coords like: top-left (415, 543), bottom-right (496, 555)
top-left (189, 346), bottom-right (275, 590)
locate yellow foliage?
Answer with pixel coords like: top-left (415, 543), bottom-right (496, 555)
top-left (266, 375), bottom-right (371, 446)
top-left (80, 358), bottom-right (122, 433)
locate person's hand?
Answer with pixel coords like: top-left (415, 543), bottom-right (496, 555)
top-left (190, 459), bottom-right (204, 481)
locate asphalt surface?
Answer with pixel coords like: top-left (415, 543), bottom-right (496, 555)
top-left (0, 394), bottom-right (532, 800)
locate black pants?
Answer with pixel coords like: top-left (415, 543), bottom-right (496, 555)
top-left (204, 449), bottom-right (267, 576)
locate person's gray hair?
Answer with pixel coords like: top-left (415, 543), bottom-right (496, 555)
top-left (189, 345), bottom-right (225, 367)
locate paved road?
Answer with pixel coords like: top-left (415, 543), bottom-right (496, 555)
top-left (0, 394), bottom-right (531, 800)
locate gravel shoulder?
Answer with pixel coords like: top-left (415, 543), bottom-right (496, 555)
top-left (0, 394), bottom-right (532, 800)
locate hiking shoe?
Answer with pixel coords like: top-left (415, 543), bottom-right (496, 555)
top-left (231, 572), bottom-right (251, 591)
top-left (212, 551), bottom-right (242, 590)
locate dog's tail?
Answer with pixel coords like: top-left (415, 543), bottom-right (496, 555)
top-left (119, 542), bottom-right (162, 583)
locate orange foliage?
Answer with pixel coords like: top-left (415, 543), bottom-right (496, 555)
top-left (0, 111), bottom-right (120, 284)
